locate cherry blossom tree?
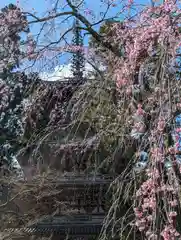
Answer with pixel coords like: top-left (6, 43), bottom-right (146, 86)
top-left (5, 0), bottom-right (181, 239)
top-left (96, 1), bottom-right (181, 239)
top-left (0, 4), bottom-right (40, 180)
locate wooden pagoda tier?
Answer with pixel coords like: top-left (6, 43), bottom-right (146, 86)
top-left (30, 173), bottom-right (115, 214)
top-left (5, 214), bottom-right (111, 239)
top-left (3, 174), bottom-right (119, 240)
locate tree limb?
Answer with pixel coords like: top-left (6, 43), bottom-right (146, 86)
top-left (27, 2), bottom-right (121, 58)
top-left (27, 11), bottom-right (74, 24)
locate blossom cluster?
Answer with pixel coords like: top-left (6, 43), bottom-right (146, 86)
top-left (106, 0), bottom-right (181, 88)
top-left (0, 4), bottom-right (28, 68)
top-left (134, 141), bottom-right (180, 239)
top-left (130, 103), bottom-right (146, 140)
top-left (26, 44), bottom-right (94, 60)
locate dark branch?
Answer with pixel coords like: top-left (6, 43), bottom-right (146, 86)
top-left (27, 2), bottom-right (121, 58)
top-left (66, 0), bottom-right (121, 58)
top-left (27, 11), bottom-right (74, 24)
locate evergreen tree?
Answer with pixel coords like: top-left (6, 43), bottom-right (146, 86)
top-left (70, 18), bottom-right (85, 82)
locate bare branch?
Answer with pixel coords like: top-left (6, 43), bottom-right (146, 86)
top-left (27, 11), bottom-right (74, 24)
top-left (66, 0), bottom-right (121, 57)
top-left (27, 1), bottom-right (121, 58)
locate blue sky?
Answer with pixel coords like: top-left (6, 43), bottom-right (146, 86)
top-left (0, 0), bottom-right (151, 75)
